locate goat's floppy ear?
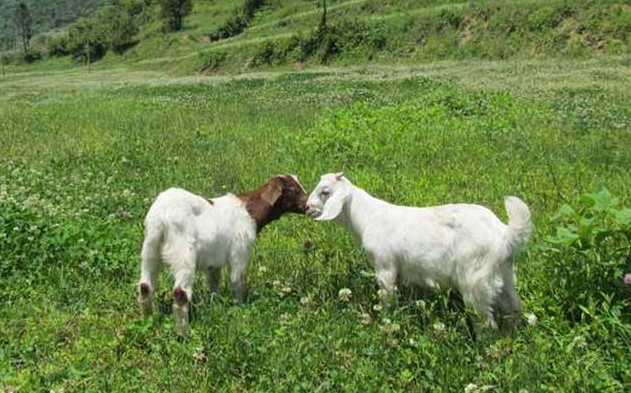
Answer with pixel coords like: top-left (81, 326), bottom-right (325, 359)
top-left (261, 178), bottom-right (283, 206)
top-left (316, 188), bottom-right (348, 221)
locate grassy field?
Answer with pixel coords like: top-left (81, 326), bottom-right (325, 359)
top-left (1, 51), bottom-right (631, 392)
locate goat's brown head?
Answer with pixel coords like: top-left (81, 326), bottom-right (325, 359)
top-left (238, 174), bottom-right (308, 231)
top-left (269, 174), bottom-right (309, 214)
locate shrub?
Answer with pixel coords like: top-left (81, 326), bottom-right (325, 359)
top-left (208, 0), bottom-right (265, 42)
top-left (542, 188), bottom-right (631, 322)
top-left (196, 50), bottom-right (227, 72)
top-left (22, 48), bottom-right (42, 63)
top-left (47, 35), bottom-right (69, 57)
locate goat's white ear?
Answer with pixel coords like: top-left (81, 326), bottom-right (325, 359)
top-left (335, 172), bottom-right (344, 180)
top-left (316, 189), bottom-right (347, 221)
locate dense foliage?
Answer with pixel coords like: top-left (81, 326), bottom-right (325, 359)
top-left (57, 0), bottom-right (151, 62)
top-left (158, 0), bottom-right (193, 32)
top-left (0, 0), bottom-right (104, 50)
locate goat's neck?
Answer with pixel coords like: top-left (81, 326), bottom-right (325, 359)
top-left (336, 185), bottom-right (382, 241)
top-left (237, 189), bottom-right (282, 232)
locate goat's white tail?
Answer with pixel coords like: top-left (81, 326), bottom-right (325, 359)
top-left (504, 196), bottom-right (532, 253)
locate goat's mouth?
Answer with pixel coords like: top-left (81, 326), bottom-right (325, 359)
top-left (306, 208), bottom-right (322, 218)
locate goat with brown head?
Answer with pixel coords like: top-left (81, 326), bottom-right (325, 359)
top-left (138, 174), bottom-right (308, 335)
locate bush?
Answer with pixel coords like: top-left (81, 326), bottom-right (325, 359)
top-left (196, 50), bottom-right (227, 72)
top-left (251, 19), bottom-right (388, 67)
top-left (22, 48), bottom-right (42, 63)
top-left (208, 0), bottom-right (265, 42)
top-left (47, 35), bottom-right (69, 57)
top-left (542, 188), bottom-right (631, 322)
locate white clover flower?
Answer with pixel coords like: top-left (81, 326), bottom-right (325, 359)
top-left (518, 390), bottom-right (529, 393)
top-left (572, 335), bottom-right (587, 349)
top-left (372, 304), bottom-right (383, 312)
top-left (408, 338), bottom-right (417, 346)
top-left (338, 288), bottom-right (352, 302)
top-left (281, 286), bottom-right (292, 294)
top-left (377, 288), bottom-right (388, 299)
top-left (279, 312), bottom-right (291, 324)
top-left (464, 383), bottom-right (479, 393)
top-left (433, 321), bottom-right (446, 333)
top-left (300, 296), bottom-right (311, 306)
top-left (415, 299), bottom-right (426, 309)
top-left (272, 280), bottom-right (282, 287)
top-left (258, 265), bottom-right (268, 273)
top-left (360, 313), bottom-right (372, 325)
top-left (526, 313), bottom-right (538, 326)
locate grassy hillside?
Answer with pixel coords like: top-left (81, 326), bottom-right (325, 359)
top-left (3, 0), bottom-right (631, 75)
top-left (0, 0), bottom-right (104, 50)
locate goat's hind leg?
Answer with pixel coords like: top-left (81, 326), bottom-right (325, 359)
top-left (496, 265), bottom-right (523, 330)
top-left (166, 242), bottom-right (196, 336)
top-left (138, 233), bottom-right (162, 317)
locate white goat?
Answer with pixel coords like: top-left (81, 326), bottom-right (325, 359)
top-left (306, 173), bottom-right (532, 328)
top-left (138, 175), bottom-right (308, 335)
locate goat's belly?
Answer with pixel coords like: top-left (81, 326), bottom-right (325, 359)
top-left (195, 241), bottom-right (229, 269)
top-left (399, 259), bottom-right (453, 291)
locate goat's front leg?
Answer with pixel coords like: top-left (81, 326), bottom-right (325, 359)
top-left (371, 253), bottom-right (398, 308)
top-left (205, 266), bottom-right (222, 298)
top-left (228, 246), bottom-right (251, 303)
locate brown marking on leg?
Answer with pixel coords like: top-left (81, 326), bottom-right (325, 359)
top-left (140, 282), bottom-right (152, 296)
top-left (173, 286), bottom-right (188, 306)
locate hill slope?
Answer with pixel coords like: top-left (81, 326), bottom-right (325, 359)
top-left (3, 0), bottom-right (631, 75)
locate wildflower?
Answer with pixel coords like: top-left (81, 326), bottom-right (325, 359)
top-left (303, 240), bottom-right (314, 251)
top-left (338, 288), bottom-right (352, 302)
top-left (572, 335), bottom-right (587, 350)
top-left (380, 320), bottom-right (401, 335)
top-left (464, 383), bottom-right (479, 393)
top-left (408, 338), bottom-right (417, 346)
top-left (279, 312), bottom-right (291, 324)
top-left (281, 286), bottom-right (292, 294)
top-left (193, 347), bottom-right (207, 362)
top-left (300, 296), bottom-right (311, 306)
top-left (377, 288), bottom-right (388, 299)
top-left (258, 265), bottom-right (268, 273)
top-left (372, 304), bottom-right (383, 312)
top-left (360, 312), bottom-right (372, 325)
top-left (272, 280), bottom-right (282, 287)
top-left (624, 273), bottom-right (631, 286)
top-left (433, 321), bottom-right (446, 333)
top-left (526, 313), bottom-right (538, 326)
top-left (519, 390), bottom-right (529, 393)
top-left (415, 299), bottom-right (426, 309)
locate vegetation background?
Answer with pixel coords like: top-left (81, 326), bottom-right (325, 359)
top-left (1, 0), bottom-right (631, 392)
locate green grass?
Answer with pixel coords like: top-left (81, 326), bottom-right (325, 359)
top-left (1, 54), bottom-right (631, 392)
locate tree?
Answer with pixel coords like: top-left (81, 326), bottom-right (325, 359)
top-left (159, 0), bottom-right (193, 32)
top-left (13, 1), bottom-right (32, 54)
top-left (319, 0), bottom-right (327, 33)
top-left (1, 54), bottom-right (8, 76)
